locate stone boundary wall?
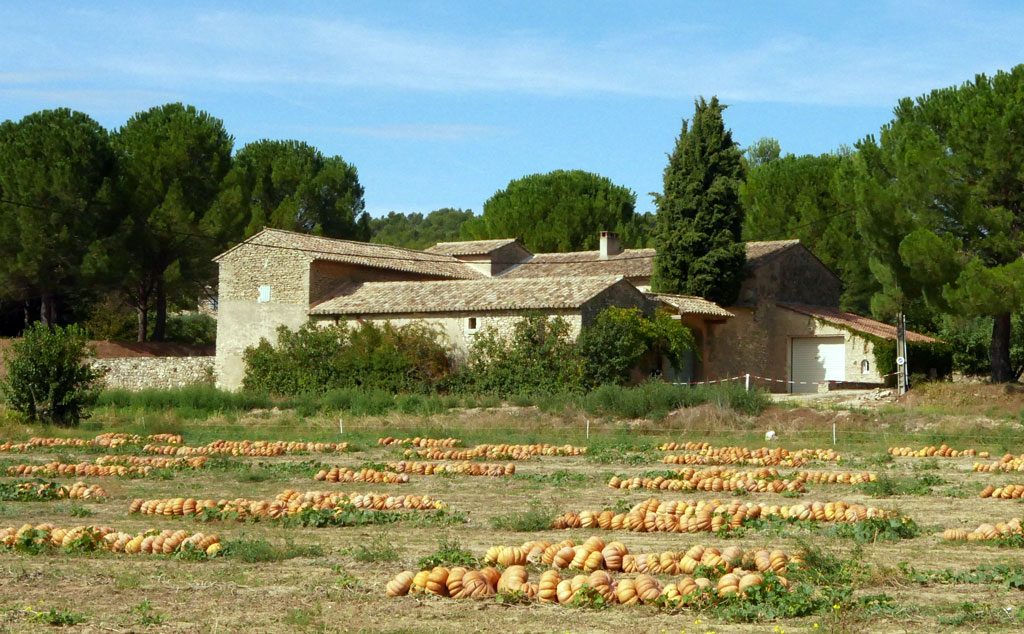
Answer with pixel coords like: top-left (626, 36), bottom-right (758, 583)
top-left (92, 356), bottom-right (215, 391)
top-left (1, 339), bottom-right (215, 390)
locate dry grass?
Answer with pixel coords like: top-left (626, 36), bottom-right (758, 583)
top-left (1, 395), bottom-right (1024, 632)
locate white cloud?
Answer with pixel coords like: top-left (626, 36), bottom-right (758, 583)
top-left (1, 5), bottom-right (1021, 108)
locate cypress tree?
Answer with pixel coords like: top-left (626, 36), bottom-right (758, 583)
top-left (652, 97), bottom-right (747, 305)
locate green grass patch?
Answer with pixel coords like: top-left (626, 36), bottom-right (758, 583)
top-left (489, 502), bottom-right (557, 532)
top-left (349, 532), bottom-right (401, 563)
top-left (220, 537), bottom-right (323, 563)
top-left (417, 538), bottom-right (478, 569)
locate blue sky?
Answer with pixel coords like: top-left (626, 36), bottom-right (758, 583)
top-left (2, 1), bottom-right (1022, 216)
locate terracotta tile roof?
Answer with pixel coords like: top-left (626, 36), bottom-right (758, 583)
top-left (310, 275), bottom-right (630, 315)
top-left (424, 238), bottom-right (520, 256)
top-left (500, 248), bottom-right (656, 279)
top-left (745, 240), bottom-right (801, 267)
top-left (779, 304), bottom-right (938, 343)
top-left (650, 293), bottom-right (734, 319)
top-left (498, 241), bottom-right (802, 279)
top-left (214, 228), bottom-right (483, 280)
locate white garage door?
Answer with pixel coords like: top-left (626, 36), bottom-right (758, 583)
top-left (791, 337), bottom-right (845, 394)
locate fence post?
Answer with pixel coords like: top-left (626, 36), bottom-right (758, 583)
top-left (832, 421), bottom-right (837, 446)
top-left (339, 417), bottom-right (344, 435)
top-left (745, 373), bottom-right (750, 392)
top-left (585, 419), bottom-right (590, 441)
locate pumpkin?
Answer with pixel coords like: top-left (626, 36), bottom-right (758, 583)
top-left (615, 578), bottom-right (638, 605)
top-left (426, 567), bottom-right (450, 596)
top-left (386, 571), bottom-right (415, 597)
top-left (497, 565), bottom-right (528, 593)
top-left (538, 570), bottom-right (561, 603)
top-left (586, 570), bottom-right (614, 601)
top-left (446, 567), bottom-right (467, 597)
top-left (634, 574), bottom-right (661, 603)
top-left (553, 546), bottom-right (575, 569)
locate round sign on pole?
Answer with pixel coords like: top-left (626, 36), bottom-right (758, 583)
top-left (896, 356), bottom-right (906, 366)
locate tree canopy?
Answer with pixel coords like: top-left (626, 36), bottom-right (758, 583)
top-left (112, 103), bottom-right (234, 341)
top-left (370, 208), bottom-right (474, 250)
top-left (652, 97), bottom-right (747, 305)
top-left (0, 108), bottom-right (117, 325)
top-left (742, 149), bottom-right (876, 313)
top-left (851, 66), bottom-right (1024, 382)
top-left (210, 139), bottom-right (368, 244)
top-left (460, 169), bottom-right (637, 252)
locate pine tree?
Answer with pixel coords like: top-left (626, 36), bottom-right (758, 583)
top-left (652, 97), bottom-right (746, 305)
top-left (852, 66), bottom-right (1024, 382)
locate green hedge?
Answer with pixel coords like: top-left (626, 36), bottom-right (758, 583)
top-left (872, 338), bottom-right (953, 380)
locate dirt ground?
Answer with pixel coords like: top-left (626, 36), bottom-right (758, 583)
top-left (2, 398), bottom-right (1024, 633)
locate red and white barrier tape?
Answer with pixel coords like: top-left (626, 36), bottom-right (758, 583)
top-left (683, 371), bottom-right (900, 388)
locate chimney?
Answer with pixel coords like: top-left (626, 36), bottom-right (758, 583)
top-left (599, 231), bottom-right (621, 259)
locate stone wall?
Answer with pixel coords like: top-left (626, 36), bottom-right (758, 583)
top-left (705, 304), bottom-right (884, 393)
top-left (215, 238), bottom-right (313, 391)
top-left (93, 356), bottom-right (215, 391)
top-left (737, 245), bottom-right (843, 307)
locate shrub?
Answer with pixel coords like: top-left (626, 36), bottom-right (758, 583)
top-left (460, 314), bottom-right (583, 397)
top-left (872, 337), bottom-right (953, 381)
top-left (242, 321), bottom-right (452, 396)
top-left (164, 312), bottom-right (217, 346)
top-left (1, 323), bottom-right (101, 426)
top-left (577, 307), bottom-right (695, 387)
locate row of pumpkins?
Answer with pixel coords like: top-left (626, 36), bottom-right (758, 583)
top-left (481, 537), bottom-right (795, 576)
top-left (4, 480), bottom-right (107, 501)
top-left (386, 566), bottom-right (783, 605)
top-left (378, 436), bottom-right (461, 448)
top-left (8, 462), bottom-right (152, 478)
top-left (143, 439), bottom-right (349, 457)
top-left (0, 523), bottom-right (222, 556)
top-left (313, 467), bottom-right (409, 484)
top-left (974, 457), bottom-right (1024, 472)
top-left (608, 468), bottom-right (877, 493)
top-left (404, 443), bottom-right (586, 461)
top-left (384, 461), bottom-right (515, 477)
top-left (128, 489), bottom-right (446, 519)
top-left (608, 468), bottom-right (804, 493)
top-left (552, 498), bottom-right (890, 533)
top-left (0, 432), bottom-right (181, 453)
top-left (6, 453), bottom-right (207, 478)
top-left (888, 444), bottom-right (983, 458)
top-left (943, 518), bottom-right (1023, 542)
top-left (657, 442), bottom-right (840, 463)
top-left (93, 455), bottom-right (207, 469)
top-left (979, 484), bottom-right (1024, 499)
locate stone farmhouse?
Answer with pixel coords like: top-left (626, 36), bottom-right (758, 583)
top-left (213, 228), bottom-right (933, 393)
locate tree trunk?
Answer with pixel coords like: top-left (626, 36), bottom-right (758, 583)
top-left (23, 300), bottom-right (30, 330)
top-left (39, 294), bottom-right (55, 327)
top-left (136, 305), bottom-right (149, 343)
top-left (152, 274), bottom-right (167, 342)
top-left (991, 312), bottom-right (1014, 383)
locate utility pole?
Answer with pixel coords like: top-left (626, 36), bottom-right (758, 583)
top-left (896, 312), bottom-right (909, 396)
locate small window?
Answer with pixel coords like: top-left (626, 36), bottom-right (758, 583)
top-left (861, 359), bottom-right (871, 375)
top-left (258, 285), bottom-right (271, 303)
top-left (466, 317), bottom-right (478, 331)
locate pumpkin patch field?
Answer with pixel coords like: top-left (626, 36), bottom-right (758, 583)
top-left (2, 401), bottom-right (1024, 633)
